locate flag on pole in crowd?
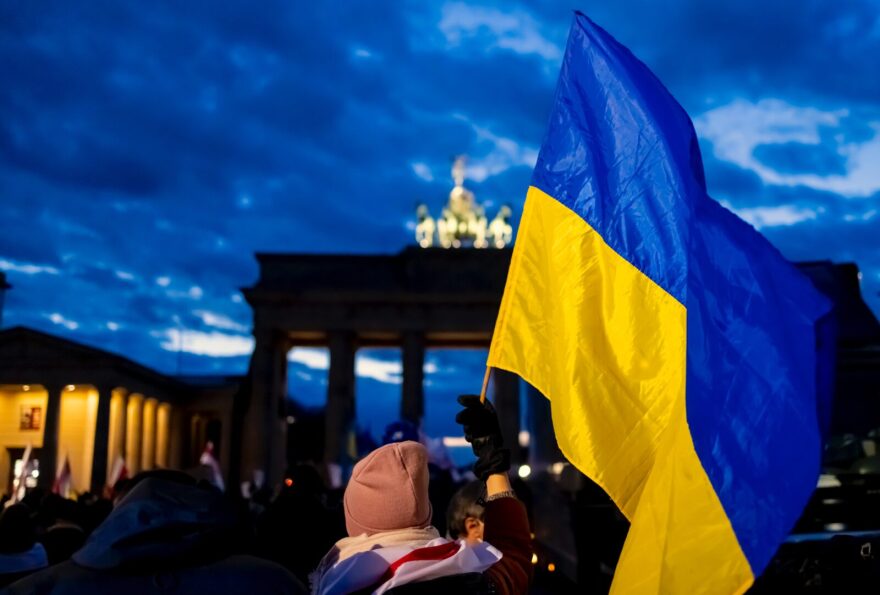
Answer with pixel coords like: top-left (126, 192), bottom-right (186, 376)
top-left (9, 443), bottom-right (33, 505)
top-left (108, 454), bottom-right (128, 486)
top-left (487, 12), bottom-right (834, 594)
top-left (104, 454), bottom-right (128, 499)
top-left (199, 441), bottom-right (225, 491)
top-left (52, 453), bottom-right (72, 498)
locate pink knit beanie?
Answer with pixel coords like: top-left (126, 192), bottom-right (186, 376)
top-left (344, 441), bottom-right (433, 537)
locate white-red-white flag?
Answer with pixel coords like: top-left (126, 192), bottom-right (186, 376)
top-left (52, 453), bottom-right (72, 498)
top-left (199, 441), bottom-right (225, 491)
top-left (8, 443), bottom-right (33, 505)
top-left (108, 454), bottom-right (128, 486)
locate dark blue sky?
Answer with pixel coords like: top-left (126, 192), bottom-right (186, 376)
top-left (2, 1), bottom-right (879, 442)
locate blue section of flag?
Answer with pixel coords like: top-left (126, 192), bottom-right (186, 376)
top-left (686, 197), bottom-right (832, 572)
top-left (531, 12), bottom-right (703, 305)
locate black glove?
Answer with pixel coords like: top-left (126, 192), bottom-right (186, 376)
top-left (455, 394), bottom-right (511, 481)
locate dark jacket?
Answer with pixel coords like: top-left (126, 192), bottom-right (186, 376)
top-left (3, 477), bottom-right (305, 595)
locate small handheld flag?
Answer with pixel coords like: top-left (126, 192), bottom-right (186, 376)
top-left (52, 453), bottom-right (72, 498)
top-left (488, 12), bottom-right (833, 594)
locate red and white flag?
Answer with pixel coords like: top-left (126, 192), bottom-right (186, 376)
top-left (312, 538), bottom-right (501, 595)
top-left (8, 443), bottom-right (33, 505)
top-left (52, 453), bottom-right (72, 498)
top-left (199, 441), bottom-right (225, 491)
top-left (108, 454), bottom-right (128, 485)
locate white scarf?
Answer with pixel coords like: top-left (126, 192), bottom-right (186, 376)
top-left (310, 527), bottom-right (501, 595)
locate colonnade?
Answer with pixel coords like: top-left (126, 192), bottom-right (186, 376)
top-left (243, 329), bottom-right (523, 487)
top-left (35, 383), bottom-right (178, 493)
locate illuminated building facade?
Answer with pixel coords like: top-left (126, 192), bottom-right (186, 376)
top-left (0, 327), bottom-right (238, 496)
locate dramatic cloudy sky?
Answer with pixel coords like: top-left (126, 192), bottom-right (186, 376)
top-left (2, 1), bottom-right (879, 441)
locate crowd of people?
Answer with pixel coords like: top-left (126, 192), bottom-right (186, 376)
top-left (0, 395), bottom-right (533, 594)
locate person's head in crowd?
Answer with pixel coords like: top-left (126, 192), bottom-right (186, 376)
top-left (19, 487), bottom-right (46, 514)
top-left (311, 396), bottom-right (532, 595)
top-left (0, 503), bottom-right (48, 587)
top-left (4, 466), bottom-right (306, 593)
top-left (446, 480), bottom-right (485, 545)
top-left (111, 468), bottom-right (202, 505)
top-left (344, 440), bottom-right (431, 537)
top-left (381, 420), bottom-right (419, 445)
top-left (0, 504), bottom-right (37, 554)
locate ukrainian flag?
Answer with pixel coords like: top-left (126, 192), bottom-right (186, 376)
top-left (488, 13), bottom-right (834, 594)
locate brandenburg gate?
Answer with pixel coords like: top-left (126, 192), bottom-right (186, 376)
top-left (235, 158), bottom-right (528, 486)
top-left (236, 247), bottom-right (528, 486)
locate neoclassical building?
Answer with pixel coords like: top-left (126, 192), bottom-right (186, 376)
top-left (0, 326), bottom-right (238, 496)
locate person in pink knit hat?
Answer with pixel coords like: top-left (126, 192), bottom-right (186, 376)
top-left (310, 396), bottom-right (532, 595)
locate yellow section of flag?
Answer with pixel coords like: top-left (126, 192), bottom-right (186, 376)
top-left (487, 186), bottom-right (754, 593)
top-left (488, 186), bottom-right (685, 517)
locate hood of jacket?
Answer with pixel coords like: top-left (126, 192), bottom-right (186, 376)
top-left (73, 477), bottom-right (237, 570)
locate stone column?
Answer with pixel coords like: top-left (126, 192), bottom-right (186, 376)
top-left (401, 331), bottom-right (426, 423)
top-left (492, 369), bottom-right (521, 465)
top-left (125, 395), bottom-right (144, 476)
top-left (141, 398), bottom-right (157, 471)
top-left (90, 385), bottom-right (114, 492)
top-left (38, 383), bottom-right (63, 489)
top-left (155, 403), bottom-right (171, 468)
top-left (240, 329), bottom-right (289, 488)
top-left (108, 389), bottom-right (128, 476)
top-left (324, 331), bottom-right (356, 465)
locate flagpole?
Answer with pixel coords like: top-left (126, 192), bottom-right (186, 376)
top-left (479, 366), bottom-right (491, 403)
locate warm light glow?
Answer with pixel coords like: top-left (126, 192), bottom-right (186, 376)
top-left (547, 563), bottom-right (556, 573)
top-left (517, 464), bottom-right (532, 479)
top-left (284, 478), bottom-right (293, 487)
top-left (531, 553), bottom-right (538, 565)
top-left (22, 385), bottom-right (30, 392)
top-left (65, 384), bottom-right (75, 392)
top-left (550, 462), bottom-right (566, 476)
top-left (518, 430), bottom-right (530, 447)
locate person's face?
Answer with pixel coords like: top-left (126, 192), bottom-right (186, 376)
top-left (464, 516), bottom-right (484, 545)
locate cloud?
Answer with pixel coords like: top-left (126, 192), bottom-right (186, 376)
top-left (288, 347), bottom-right (405, 384)
top-left (411, 161), bottom-right (434, 182)
top-left (47, 312), bottom-right (79, 330)
top-left (193, 309), bottom-right (248, 332)
top-left (696, 99), bottom-right (880, 197)
top-left (454, 115), bottom-right (539, 182)
top-left (288, 348), bottom-right (330, 369)
top-left (356, 357), bottom-right (403, 384)
top-left (438, 2), bottom-right (562, 61)
top-left (155, 328), bottom-right (254, 357)
top-left (0, 259), bottom-right (60, 276)
top-left (729, 204), bottom-right (819, 229)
